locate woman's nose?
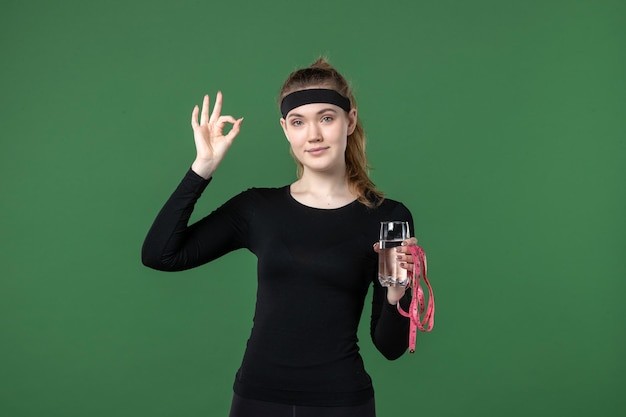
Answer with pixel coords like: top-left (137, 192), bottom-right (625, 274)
top-left (308, 125), bottom-right (322, 142)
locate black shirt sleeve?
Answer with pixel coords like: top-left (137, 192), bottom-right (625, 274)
top-left (370, 288), bottom-right (412, 360)
top-left (141, 169), bottom-right (246, 271)
top-left (369, 202), bottom-right (414, 360)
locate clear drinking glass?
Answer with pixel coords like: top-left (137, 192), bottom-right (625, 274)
top-left (378, 221), bottom-right (410, 287)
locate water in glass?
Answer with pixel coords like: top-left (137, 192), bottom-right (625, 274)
top-left (378, 221), bottom-right (410, 287)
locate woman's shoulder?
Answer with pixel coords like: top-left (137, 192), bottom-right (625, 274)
top-left (224, 184), bottom-right (290, 206)
top-left (376, 195), bottom-right (409, 210)
top-left (368, 196), bottom-right (413, 220)
top-left (240, 184), bottom-right (289, 198)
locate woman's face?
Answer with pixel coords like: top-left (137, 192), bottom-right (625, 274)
top-left (280, 102), bottom-right (357, 175)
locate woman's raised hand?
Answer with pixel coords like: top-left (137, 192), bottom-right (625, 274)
top-left (190, 92), bottom-right (244, 179)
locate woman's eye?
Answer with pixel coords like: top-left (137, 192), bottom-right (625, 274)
top-left (292, 120), bottom-right (303, 126)
top-left (322, 116), bottom-right (333, 123)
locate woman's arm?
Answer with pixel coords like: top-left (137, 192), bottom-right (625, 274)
top-left (370, 285), bottom-right (412, 360)
top-left (141, 92), bottom-right (245, 271)
top-left (369, 239), bottom-right (415, 360)
top-left (141, 170), bottom-right (247, 271)
top-left (370, 205), bottom-right (416, 359)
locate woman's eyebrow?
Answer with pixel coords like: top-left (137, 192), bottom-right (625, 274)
top-left (288, 108), bottom-right (338, 119)
top-left (316, 108), bottom-right (338, 115)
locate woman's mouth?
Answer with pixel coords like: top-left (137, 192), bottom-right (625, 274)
top-left (306, 146), bottom-right (330, 155)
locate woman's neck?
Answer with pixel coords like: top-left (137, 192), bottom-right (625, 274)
top-left (290, 170), bottom-right (356, 209)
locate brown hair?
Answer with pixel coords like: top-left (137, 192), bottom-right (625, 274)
top-left (278, 58), bottom-right (384, 207)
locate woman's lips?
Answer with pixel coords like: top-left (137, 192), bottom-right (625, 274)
top-left (306, 146), bottom-right (330, 155)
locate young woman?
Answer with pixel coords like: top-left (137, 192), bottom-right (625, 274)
top-left (142, 58), bottom-right (418, 417)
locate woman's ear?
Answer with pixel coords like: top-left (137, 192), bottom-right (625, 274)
top-left (280, 118), bottom-right (290, 141)
top-left (347, 108), bottom-right (358, 135)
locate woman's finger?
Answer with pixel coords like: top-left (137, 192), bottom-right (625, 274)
top-left (224, 117), bottom-right (244, 142)
top-left (200, 94), bottom-right (210, 125)
top-left (191, 105), bottom-right (200, 129)
top-left (396, 240), bottom-right (415, 254)
top-left (216, 115), bottom-right (238, 127)
top-left (396, 253), bottom-right (413, 263)
top-left (400, 262), bottom-right (414, 272)
top-left (212, 115), bottom-right (239, 138)
top-left (372, 242), bottom-right (380, 253)
top-left (209, 91), bottom-right (223, 123)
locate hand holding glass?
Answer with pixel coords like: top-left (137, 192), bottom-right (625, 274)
top-left (378, 221), bottom-right (410, 287)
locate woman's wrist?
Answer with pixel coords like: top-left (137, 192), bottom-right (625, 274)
top-left (386, 286), bottom-right (406, 305)
top-left (191, 158), bottom-right (217, 179)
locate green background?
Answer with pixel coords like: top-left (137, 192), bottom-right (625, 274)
top-left (1, 0), bottom-right (624, 416)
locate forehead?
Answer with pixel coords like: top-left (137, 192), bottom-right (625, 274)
top-left (286, 102), bottom-right (343, 118)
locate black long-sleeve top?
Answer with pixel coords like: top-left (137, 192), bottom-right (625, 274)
top-left (142, 169), bottom-right (412, 406)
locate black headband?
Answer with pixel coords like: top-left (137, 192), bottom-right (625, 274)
top-left (280, 88), bottom-right (351, 118)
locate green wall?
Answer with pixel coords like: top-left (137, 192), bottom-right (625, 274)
top-left (1, 0), bottom-right (624, 416)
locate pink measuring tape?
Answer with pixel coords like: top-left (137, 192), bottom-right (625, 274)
top-left (397, 245), bottom-right (435, 353)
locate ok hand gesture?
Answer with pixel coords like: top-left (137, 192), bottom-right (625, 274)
top-left (190, 92), bottom-right (244, 179)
